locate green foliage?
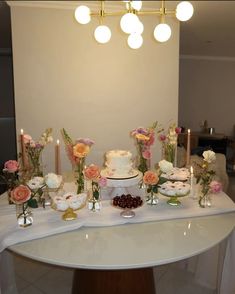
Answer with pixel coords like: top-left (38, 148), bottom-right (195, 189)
top-left (27, 198), bottom-right (38, 208)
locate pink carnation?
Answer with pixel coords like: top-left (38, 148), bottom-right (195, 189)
top-left (142, 149), bottom-right (151, 159)
top-left (175, 127), bottom-right (182, 134)
top-left (4, 160), bottom-right (19, 173)
top-left (98, 176), bottom-right (107, 187)
top-left (76, 138), bottom-right (95, 147)
top-left (145, 133), bottom-right (155, 146)
top-left (209, 181), bottom-right (222, 194)
top-left (159, 134), bottom-right (166, 142)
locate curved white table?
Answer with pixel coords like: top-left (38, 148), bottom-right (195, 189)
top-left (9, 212), bottom-right (235, 294)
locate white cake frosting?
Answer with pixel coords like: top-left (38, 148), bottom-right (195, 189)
top-left (103, 150), bottom-right (138, 178)
top-left (162, 167), bottom-right (190, 181)
top-left (159, 181), bottom-right (190, 196)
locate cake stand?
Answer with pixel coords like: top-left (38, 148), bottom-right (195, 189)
top-left (101, 171), bottom-right (143, 198)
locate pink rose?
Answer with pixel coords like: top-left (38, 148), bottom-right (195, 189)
top-left (145, 133), bottom-right (155, 146)
top-left (143, 171), bottom-right (159, 185)
top-left (4, 160), bottom-right (19, 173)
top-left (23, 134), bottom-right (32, 144)
top-left (142, 149), bottom-right (151, 159)
top-left (84, 164), bottom-right (100, 181)
top-left (98, 176), bottom-right (107, 187)
top-left (11, 185), bottom-right (31, 204)
top-left (175, 127), bottom-right (182, 134)
top-left (76, 138), bottom-right (95, 147)
top-left (209, 181), bottom-right (222, 194)
top-left (159, 134), bottom-right (166, 142)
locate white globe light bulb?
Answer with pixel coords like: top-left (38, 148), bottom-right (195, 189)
top-left (74, 5), bottom-right (91, 24)
top-left (94, 25), bottom-right (112, 44)
top-left (130, 1), bottom-right (142, 11)
top-left (134, 20), bottom-right (144, 34)
top-left (176, 1), bottom-right (194, 21)
top-left (127, 33), bottom-right (143, 49)
top-left (154, 23), bottom-right (171, 43)
top-left (120, 13), bottom-right (139, 34)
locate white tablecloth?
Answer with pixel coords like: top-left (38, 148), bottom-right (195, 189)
top-left (0, 185), bottom-right (235, 293)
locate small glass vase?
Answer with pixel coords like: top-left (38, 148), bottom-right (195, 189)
top-left (88, 181), bottom-right (101, 212)
top-left (199, 193), bottom-right (212, 208)
top-left (146, 188), bottom-right (159, 205)
top-left (137, 144), bottom-right (149, 175)
top-left (16, 203), bottom-right (33, 227)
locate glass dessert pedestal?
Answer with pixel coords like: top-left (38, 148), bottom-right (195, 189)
top-left (161, 193), bottom-right (188, 206)
top-left (112, 195), bottom-right (143, 218)
top-left (101, 170), bottom-right (142, 198)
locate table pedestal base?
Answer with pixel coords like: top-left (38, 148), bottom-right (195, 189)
top-left (72, 268), bottom-right (155, 294)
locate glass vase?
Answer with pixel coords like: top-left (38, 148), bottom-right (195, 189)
top-left (199, 193), bottom-right (212, 208)
top-left (146, 189), bottom-right (159, 205)
top-left (164, 143), bottom-right (176, 164)
top-left (16, 203), bottom-right (33, 227)
top-left (7, 189), bottom-right (14, 205)
top-left (29, 153), bottom-right (44, 178)
top-left (88, 181), bottom-right (101, 212)
top-left (75, 158), bottom-right (85, 194)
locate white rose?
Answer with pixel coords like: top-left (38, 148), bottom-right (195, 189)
top-left (27, 177), bottom-right (44, 190)
top-left (202, 150), bottom-right (216, 163)
top-left (159, 160), bottom-right (174, 173)
top-left (45, 173), bottom-right (62, 189)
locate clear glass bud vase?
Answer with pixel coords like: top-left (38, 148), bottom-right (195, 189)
top-left (16, 203), bottom-right (33, 227)
top-left (88, 181), bottom-right (101, 212)
top-left (199, 193), bottom-right (212, 208)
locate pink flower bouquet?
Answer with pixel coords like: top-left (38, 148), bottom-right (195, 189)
top-left (61, 128), bottom-right (94, 194)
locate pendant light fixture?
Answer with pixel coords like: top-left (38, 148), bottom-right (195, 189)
top-left (74, 1), bottom-right (194, 49)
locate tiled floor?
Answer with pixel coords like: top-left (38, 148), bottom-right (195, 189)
top-left (12, 176), bottom-right (235, 294)
top-left (13, 254), bottom-right (216, 294)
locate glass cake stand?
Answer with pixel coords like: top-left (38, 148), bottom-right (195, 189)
top-left (101, 170), bottom-right (142, 198)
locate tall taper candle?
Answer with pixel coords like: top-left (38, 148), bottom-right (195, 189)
top-left (20, 129), bottom-right (26, 169)
top-left (186, 129), bottom-right (191, 166)
top-left (55, 139), bottom-right (61, 175)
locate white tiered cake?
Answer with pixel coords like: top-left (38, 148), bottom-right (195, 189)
top-left (102, 150), bottom-right (139, 179)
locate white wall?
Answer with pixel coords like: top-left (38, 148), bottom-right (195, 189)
top-left (10, 1), bottom-right (180, 173)
top-left (179, 56), bottom-right (235, 136)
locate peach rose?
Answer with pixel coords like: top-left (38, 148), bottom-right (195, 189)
top-left (73, 143), bottom-right (90, 158)
top-left (84, 165), bottom-right (100, 181)
top-left (143, 171), bottom-right (159, 185)
top-left (4, 160), bottom-right (19, 173)
top-left (11, 185), bottom-right (31, 204)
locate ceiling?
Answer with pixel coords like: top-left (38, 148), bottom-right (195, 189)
top-left (1, 1), bottom-right (235, 57)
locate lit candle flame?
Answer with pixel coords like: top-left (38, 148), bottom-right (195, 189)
top-left (20, 129), bottom-right (24, 135)
top-left (56, 139), bottom-right (60, 145)
top-left (190, 166), bottom-right (193, 174)
top-left (188, 129), bottom-right (191, 134)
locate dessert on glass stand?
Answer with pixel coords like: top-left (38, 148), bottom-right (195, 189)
top-left (101, 150), bottom-right (143, 217)
top-left (158, 181), bottom-right (190, 206)
top-left (112, 194), bottom-right (143, 218)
